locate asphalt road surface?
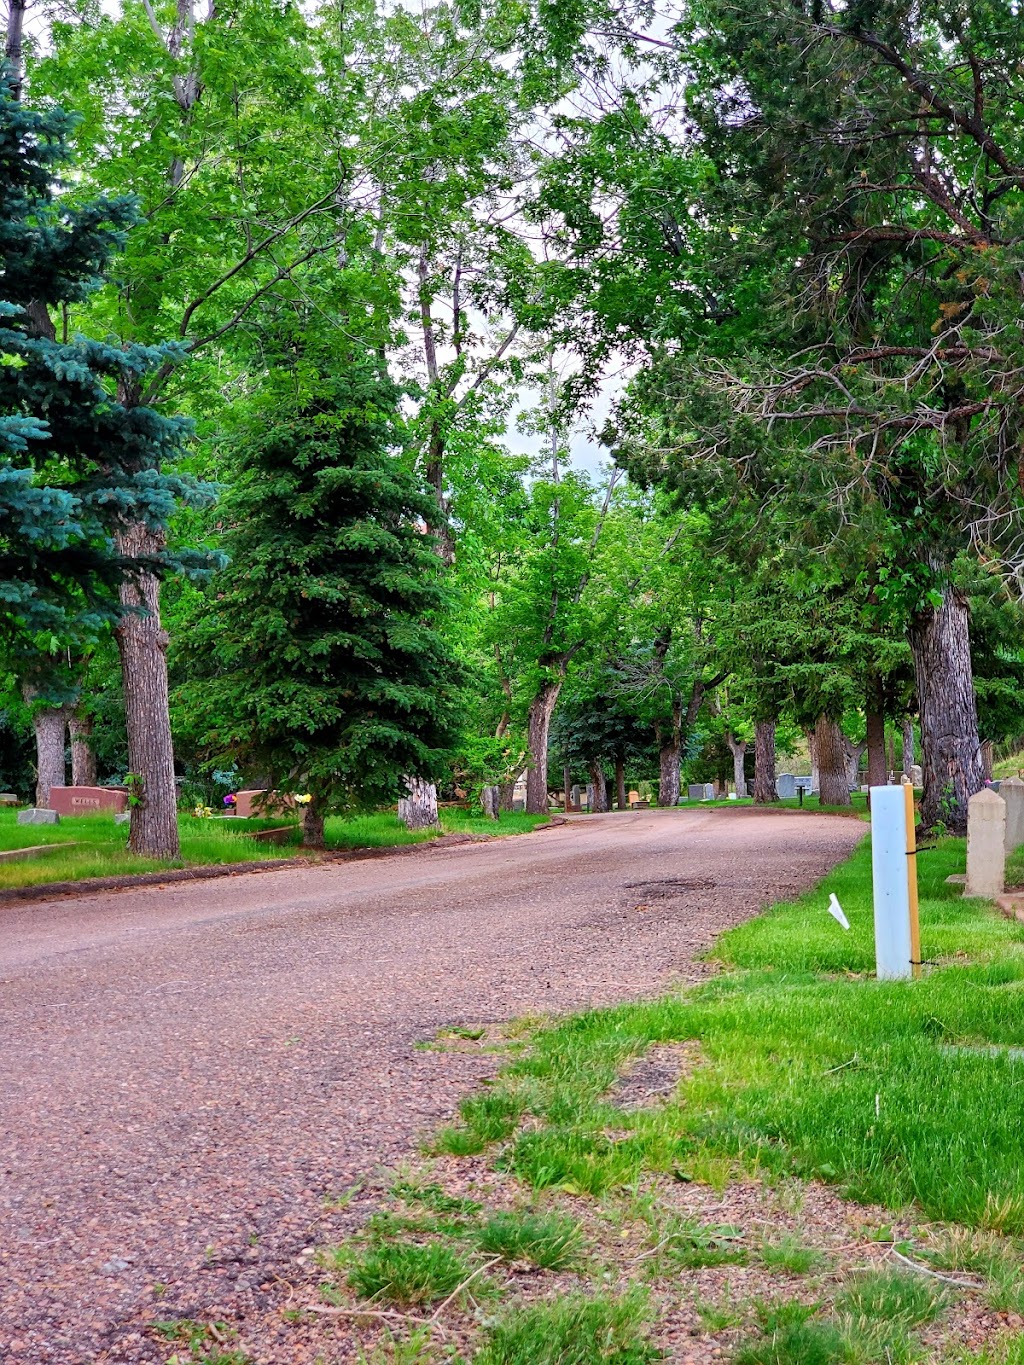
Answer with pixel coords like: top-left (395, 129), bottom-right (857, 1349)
top-left (0, 806), bottom-right (864, 1364)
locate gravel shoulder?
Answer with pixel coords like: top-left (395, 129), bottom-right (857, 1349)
top-left (0, 807), bottom-right (864, 1364)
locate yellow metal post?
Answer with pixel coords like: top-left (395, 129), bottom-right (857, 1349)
top-left (903, 779), bottom-right (922, 979)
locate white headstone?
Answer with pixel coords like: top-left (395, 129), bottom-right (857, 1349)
top-left (1002, 777), bottom-right (1024, 854)
top-left (702, 783), bottom-right (715, 800)
top-left (966, 788), bottom-right (1006, 899)
top-left (776, 773), bottom-right (797, 798)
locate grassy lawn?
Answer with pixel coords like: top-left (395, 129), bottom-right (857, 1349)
top-left (0, 807), bottom-right (550, 890)
top-left (293, 832), bottom-right (1024, 1365)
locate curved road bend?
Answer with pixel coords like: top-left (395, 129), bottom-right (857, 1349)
top-left (0, 806), bottom-right (863, 1364)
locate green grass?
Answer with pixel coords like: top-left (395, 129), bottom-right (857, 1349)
top-left (472, 1290), bottom-right (657, 1365)
top-left (0, 806), bottom-right (548, 888)
top-left (758, 1234), bottom-right (825, 1275)
top-left (339, 1239), bottom-right (478, 1307)
top-left (474, 1210), bottom-right (583, 1269)
top-left (430, 834), bottom-right (1024, 1231)
top-left (715, 834), bottom-right (1015, 972)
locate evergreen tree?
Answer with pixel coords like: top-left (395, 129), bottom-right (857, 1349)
top-left (0, 74), bottom-right (200, 637)
top-left (180, 354), bottom-right (463, 847)
top-left (0, 72), bottom-right (213, 851)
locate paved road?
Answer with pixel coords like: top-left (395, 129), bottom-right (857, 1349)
top-left (0, 807), bottom-right (863, 1364)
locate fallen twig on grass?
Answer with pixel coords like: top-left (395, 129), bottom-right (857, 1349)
top-left (887, 1247), bottom-right (986, 1289)
top-left (429, 1256), bottom-right (503, 1321)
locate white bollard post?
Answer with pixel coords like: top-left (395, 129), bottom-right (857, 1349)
top-left (870, 784), bottom-right (913, 980)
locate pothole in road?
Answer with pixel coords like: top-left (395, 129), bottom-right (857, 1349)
top-left (624, 877), bottom-right (716, 899)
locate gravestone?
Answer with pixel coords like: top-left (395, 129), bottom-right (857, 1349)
top-left (233, 789), bottom-right (294, 819)
top-left (965, 788), bottom-right (1006, 898)
top-left (512, 798), bottom-right (526, 813)
top-left (910, 764), bottom-right (923, 787)
top-left (776, 773), bottom-right (797, 799)
top-left (794, 776), bottom-right (813, 792)
top-left (481, 785), bottom-right (499, 820)
top-left (687, 784), bottom-right (703, 801)
top-left (703, 783), bottom-right (715, 800)
top-left (627, 789), bottom-right (640, 805)
top-left (114, 812), bottom-right (131, 826)
top-left (17, 808), bottom-right (59, 825)
top-left (0, 793), bottom-right (17, 806)
top-left (1002, 777), bottom-right (1024, 854)
top-left (49, 785), bottom-right (128, 816)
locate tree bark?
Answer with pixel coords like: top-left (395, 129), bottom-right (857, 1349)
top-left (525, 679), bottom-right (562, 814)
top-left (481, 785), bottom-right (499, 819)
top-left (657, 738), bottom-right (680, 807)
top-left (114, 524), bottom-right (181, 858)
top-left (725, 731), bottom-right (747, 798)
top-left (902, 715), bottom-right (915, 775)
top-left (301, 797), bottom-right (325, 849)
top-left (866, 706), bottom-right (887, 789)
top-left (70, 713), bottom-right (98, 788)
top-left (614, 756), bottom-right (627, 810)
top-left (498, 782), bottom-right (514, 813)
top-left (588, 760), bottom-right (608, 812)
top-left (807, 729), bottom-right (820, 793)
top-left (908, 581), bottom-right (984, 832)
top-left (563, 764), bottom-right (572, 813)
top-left (843, 736), bottom-right (867, 788)
top-left (398, 775), bottom-right (439, 829)
top-left (815, 713), bottom-right (852, 807)
top-left (5, 0), bottom-right (26, 97)
top-left (32, 708), bottom-right (68, 808)
top-left (753, 718), bottom-right (778, 803)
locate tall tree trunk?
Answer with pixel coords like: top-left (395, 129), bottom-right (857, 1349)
top-left (498, 782), bottom-right (514, 813)
top-left (908, 580), bottom-right (984, 832)
top-left (114, 524), bottom-right (181, 858)
top-left (5, 0), bottom-right (26, 97)
top-left (902, 715), bottom-right (916, 775)
top-left (725, 731), bottom-right (747, 797)
top-left (70, 713), bottom-right (97, 787)
top-left (753, 718), bottom-right (778, 803)
top-left (807, 729), bottom-right (820, 793)
top-left (588, 760), bottom-right (608, 813)
top-left (615, 756), bottom-right (627, 810)
top-left (657, 738), bottom-right (680, 807)
top-left (843, 736), bottom-right (867, 788)
top-left (32, 708), bottom-right (68, 808)
top-left (815, 714), bottom-right (852, 807)
top-left (526, 679), bottom-right (561, 814)
top-left (866, 706), bottom-right (887, 789)
top-left (398, 776), bottom-right (439, 829)
top-left (563, 764), bottom-right (573, 813)
top-left (301, 795), bottom-right (326, 849)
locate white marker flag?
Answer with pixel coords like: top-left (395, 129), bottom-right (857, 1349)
top-left (827, 893), bottom-right (850, 931)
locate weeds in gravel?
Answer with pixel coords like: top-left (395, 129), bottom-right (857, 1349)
top-left (948, 1337), bottom-right (1024, 1364)
top-left (693, 1294), bottom-right (745, 1332)
top-left (473, 1290), bottom-right (657, 1365)
top-left (338, 1238), bottom-right (482, 1307)
top-left (759, 1233), bottom-right (827, 1275)
top-left (501, 1127), bottom-right (642, 1195)
top-left (642, 1213), bottom-right (747, 1272)
top-left (150, 1318), bottom-right (249, 1365)
top-left (473, 1210), bottom-right (583, 1269)
top-left (833, 1268), bottom-right (946, 1326)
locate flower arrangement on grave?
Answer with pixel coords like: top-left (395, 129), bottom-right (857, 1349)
top-left (294, 793), bottom-right (312, 806)
top-left (192, 804), bottom-right (213, 818)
